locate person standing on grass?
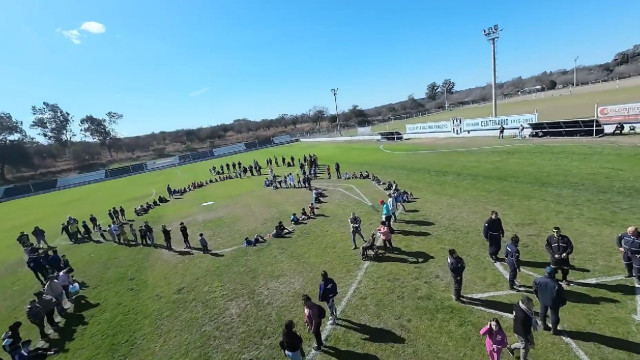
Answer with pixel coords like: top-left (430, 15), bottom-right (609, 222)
top-left (139, 226), bottom-right (148, 246)
top-left (96, 224), bottom-right (107, 241)
top-left (107, 209), bottom-right (115, 223)
top-left (394, 191), bottom-right (407, 212)
top-left (279, 320), bottom-right (305, 360)
top-left (128, 223), bottom-right (138, 244)
top-left (112, 207), bottom-right (120, 223)
top-left (377, 221), bottom-right (393, 253)
top-left (387, 193), bottom-right (398, 222)
top-left (616, 226), bottom-right (639, 279)
top-left (179, 222), bottom-right (192, 249)
top-left (46, 250), bottom-right (63, 274)
top-left (506, 296), bottom-right (538, 360)
top-left (161, 225), bottom-right (173, 251)
top-left (480, 318), bottom-right (508, 360)
top-left (448, 248), bottom-right (466, 303)
top-left (89, 214), bottom-right (98, 230)
top-left (379, 200), bottom-right (395, 234)
top-left (505, 235), bottom-right (521, 291)
top-left (27, 254), bottom-right (48, 286)
top-left (111, 221), bottom-right (121, 243)
top-left (81, 221), bottom-right (93, 241)
top-left (167, 184), bottom-right (173, 199)
top-left (348, 212), bottom-right (365, 250)
top-left (26, 299), bottom-right (49, 341)
top-left (483, 210), bottom-right (504, 263)
top-left (545, 226), bottom-right (573, 286)
top-left (533, 267), bottom-right (566, 336)
top-left (619, 226), bottom-right (640, 285)
top-left (44, 275), bottom-right (66, 315)
top-left (145, 221), bottom-right (156, 247)
top-left (34, 291), bottom-right (62, 330)
top-left (335, 162), bottom-right (341, 179)
top-left (326, 165), bottom-right (331, 179)
top-left (303, 294), bottom-right (324, 351)
top-left (31, 227), bottom-right (49, 248)
top-left (67, 221), bottom-right (80, 243)
top-left (119, 206), bottom-right (127, 221)
top-left (498, 125), bottom-right (505, 139)
top-left (198, 233), bottom-right (209, 253)
top-left (319, 271), bottom-right (338, 325)
top-left (518, 123), bottom-right (525, 138)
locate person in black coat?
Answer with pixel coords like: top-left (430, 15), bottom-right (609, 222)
top-left (506, 296), bottom-right (538, 359)
top-left (161, 225), bottom-right (173, 251)
top-left (483, 210), bottom-right (504, 262)
top-left (616, 226), bottom-right (639, 280)
top-left (545, 226), bottom-right (574, 285)
top-left (179, 222), bottom-right (191, 249)
top-left (279, 320), bottom-right (304, 359)
top-left (505, 234), bottom-right (521, 290)
top-left (447, 249), bottom-right (466, 303)
top-left (533, 267), bottom-right (566, 335)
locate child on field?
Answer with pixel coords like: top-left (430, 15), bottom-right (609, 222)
top-left (480, 318), bottom-right (508, 360)
top-left (198, 233), bottom-right (209, 253)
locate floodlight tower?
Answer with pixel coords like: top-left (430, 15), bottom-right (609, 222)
top-left (331, 88), bottom-right (341, 136)
top-left (573, 56), bottom-right (579, 87)
top-left (483, 24), bottom-right (502, 118)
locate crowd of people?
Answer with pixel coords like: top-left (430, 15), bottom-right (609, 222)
top-left (3, 241), bottom-right (85, 359)
top-left (444, 211), bottom-right (640, 359)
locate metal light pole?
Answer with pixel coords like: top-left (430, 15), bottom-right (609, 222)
top-left (483, 24), bottom-right (501, 118)
top-left (573, 56), bottom-right (579, 87)
top-left (331, 88), bottom-right (341, 136)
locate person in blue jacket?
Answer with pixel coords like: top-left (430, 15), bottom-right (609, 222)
top-left (533, 267), bottom-right (567, 335)
top-left (318, 271), bottom-right (338, 325)
top-left (448, 249), bottom-right (466, 303)
top-left (505, 235), bottom-right (521, 291)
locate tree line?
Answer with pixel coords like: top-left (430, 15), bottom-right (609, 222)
top-left (1, 44), bottom-right (639, 183)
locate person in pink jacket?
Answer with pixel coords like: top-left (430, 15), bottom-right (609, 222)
top-left (480, 318), bottom-right (508, 360)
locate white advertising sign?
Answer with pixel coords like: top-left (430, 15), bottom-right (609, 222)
top-left (462, 114), bottom-right (537, 132)
top-left (405, 121), bottom-right (452, 134)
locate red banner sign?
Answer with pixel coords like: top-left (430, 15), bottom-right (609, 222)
top-left (597, 103), bottom-right (640, 123)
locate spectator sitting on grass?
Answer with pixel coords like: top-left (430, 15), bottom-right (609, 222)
top-left (308, 203), bottom-right (318, 217)
top-left (291, 213), bottom-right (306, 225)
top-left (301, 208), bottom-right (312, 220)
top-left (271, 222), bottom-right (294, 238)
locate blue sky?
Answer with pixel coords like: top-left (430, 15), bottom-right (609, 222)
top-left (1, 1), bottom-right (638, 138)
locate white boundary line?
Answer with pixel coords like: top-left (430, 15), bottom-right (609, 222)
top-left (307, 261), bottom-right (371, 359)
top-left (520, 268), bottom-right (541, 278)
top-left (573, 275), bottom-right (626, 284)
top-left (314, 182), bottom-right (373, 206)
top-left (493, 262), bottom-right (510, 280)
top-left (466, 304), bottom-right (514, 319)
top-left (380, 144), bottom-right (529, 154)
top-left (321, 186), bottom-right (371, 206)
top-left (467, 290), bottom-right (516, 299)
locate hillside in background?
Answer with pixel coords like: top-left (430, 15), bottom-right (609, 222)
top-left (1, 44), bottom-right (639, 184)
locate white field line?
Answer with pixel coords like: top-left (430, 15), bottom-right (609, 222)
top-left (467, 290), bottom-right (516, 299)
top-left (380, 144), bottom-right (528, 154)
top-left (493, 262), bottom-right (510, 280)
top-left (322, 186), bottom-right (371, 206)
top-left (217, 244), bottom-right (245, 253)
top-left (349, 184), bottom-right (373, 206)
top-left (307, 261), bottom-right (371, 359)
top-left (465, 304), bottom-right (590, 360)
top-left (520, 268), bottom-right (542, 278)
top-left (573, 275), bottom-right (626, 284)
top-left (560, 333), bottom-right (591, 360)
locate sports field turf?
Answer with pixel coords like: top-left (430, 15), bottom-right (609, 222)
top-left (1, 136), bottom-right (639, 359)
top-left (371, 82), bottom-right (640, 133)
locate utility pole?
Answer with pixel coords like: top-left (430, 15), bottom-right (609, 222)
top-left (573, 56), bottom-right (579, 87)
top-left (483, 24), bottom-right (501, 118)
top-left (331, 88), bottom-right (341, 136)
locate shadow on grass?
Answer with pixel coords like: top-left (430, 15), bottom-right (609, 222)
top-left (190, 247), bottom-right (225, 257)
top-left (564, 330), bottom-right (640, 355)
top-left (572, 281), bottom-right (636, 296)
top-left (403, 209), bottom-right (419, 213)
top-left (399, 219), bottom-right (434, 227)
top-left (375, 247), bottom-right (434, 264)
top-left (48, 295), bottom-right (98, 352)
top-left (463, 297), bottom-right (514, 315)
top-left (518, 259), bottom-right (550, 269)
top-left (174, 250), bottom-right (195, 256)
top-left (569, 264), bottom-right (591, 273)
top-left (393, 229), bottom-right (431, 237)
top-left (314, 214), bottom-right (329, 218)
top-left (564, 289), bottom-right (619, 305)
top-left (336, 318), bottom-right (406, 344)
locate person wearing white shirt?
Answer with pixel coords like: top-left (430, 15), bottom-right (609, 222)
top-left (387, 193), bottom-right (397, 222)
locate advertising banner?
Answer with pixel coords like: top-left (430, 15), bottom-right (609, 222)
top-left (597, 103), bottom-right (640, 123)
top-left (461, 114), bottom-right (537, 132)
top-left (405, 121), bottom-right (452, 134)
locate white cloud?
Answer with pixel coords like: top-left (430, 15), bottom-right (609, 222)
top-left (80, 21), bottom-right (106, 34)
top-left (59, 29), bottom-right (81, 44)
top-left (58, 21), bottom-right (106, 44)
top-left (189, 87), bottom-right (210, 97)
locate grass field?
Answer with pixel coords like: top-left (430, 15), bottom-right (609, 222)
top-left (1, 136), bottom-right (639, 359)
top-left (371, 81), bottom-right (640, 133)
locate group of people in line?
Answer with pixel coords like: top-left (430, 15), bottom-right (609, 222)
top-left (446, 210), bottom-right (640, 359)
top-left (4, 243), bottom-right (83, 359)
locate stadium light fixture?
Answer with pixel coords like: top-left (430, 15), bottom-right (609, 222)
top-left (483, 24), bottom-right (501, 117)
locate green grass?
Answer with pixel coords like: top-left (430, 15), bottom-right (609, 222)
top-left (1, 137), bottom-right (639, 359)
top-left (371, 84), bottom-right (640, 133)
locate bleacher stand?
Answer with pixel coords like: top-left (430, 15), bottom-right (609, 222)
top-left (214, 143), bottom-right (246, 156)
top-left (56, 170), bottom-right (106, 188)
top-left (272, 135), bottom-right (292, 144)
